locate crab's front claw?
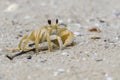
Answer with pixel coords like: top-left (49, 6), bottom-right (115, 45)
top-left (61, 31), bottom-right (74, 48)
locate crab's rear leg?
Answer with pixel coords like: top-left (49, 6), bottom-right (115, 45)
top-left (7, 34), bottom-right (33, 51)
top-left (22, 31), bottom-right (35, 51)
top-left (18, 35), bottom-right (28, 49)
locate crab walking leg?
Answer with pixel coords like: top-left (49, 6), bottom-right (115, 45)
top-left (22, 31), bottom-right (35, 50)
top-left (7, 47), bottom-right (34, 52)
top-left (7, 35), bottom-right (28, 51)
top-left (46, 31), bottom-right (52, 51)
top-left (63, 31), bottom-right (74, 47)
top-left (18, 35), bottom-right (28, 49)
top-left (56, 36), bottom-right (63, 50)
top-left (41, 30), bottom-right (47, 42)
top-left (35, 29), bottom-right (41, 53)
top-left (50, 35), bottom-right (63, 50)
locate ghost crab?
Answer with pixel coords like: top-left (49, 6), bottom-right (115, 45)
top-left (8, 19), bottom-right (74, 53)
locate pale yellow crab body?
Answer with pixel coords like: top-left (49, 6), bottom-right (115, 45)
top-left (8, 19), bottom-right (74, 53)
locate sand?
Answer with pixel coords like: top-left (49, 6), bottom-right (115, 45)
top-left (0, 0), bottom-right (120, 80)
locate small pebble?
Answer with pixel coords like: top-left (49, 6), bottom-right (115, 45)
top-left (88, 26), bottom-right (101, 32)
top-left (91, 52), bottom-right (97, 56)
top-left (67, 18), bottom-right (72, 23)
top-left (94, 23), bottom-right (100, 27)
top-left (41, 59), bottom-right (47, 63)
top-left (61, 52), bottom-right (68, 56)
top-left (24, 16), bottom-right (31, 20)
top-left (18, 34), bottom-right (23, 37)
top-left (53, 68), bottom-right (65, 76)
top-left (27, 55), bottom-right (32, 59)
top-left (74, 32), bottom-right (81, 37)
top-left (58, 19), bottom-right (64, 23)
top-left (90, 35), bottom-right (101, 39)
top-left (4, 3), bottom-right (18, 12)
top-left (82, 58), bottom-right (86, 61)
top-left (96, 59), bottom-right (103, 62)
top-left (99, 20), bottom-right (105, 23)
top-left (58, 68), bottom-right (65, 72)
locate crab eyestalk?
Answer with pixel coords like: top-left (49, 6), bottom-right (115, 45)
top-left (48, 19), bottom-right (51, 25)
top-left (56, 19), bottom-right (58, 24)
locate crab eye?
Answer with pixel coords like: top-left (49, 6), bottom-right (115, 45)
top-left (56, 19), bottom-right (58, 24)
top-left (48, 19), bottom-right (51, 25)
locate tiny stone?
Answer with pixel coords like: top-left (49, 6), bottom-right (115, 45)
top-left (58, 69), bottom-right (65, 73)
top-left (99, 20), bottom-right (105, 23)
top-left (53, 68), bottom-right (65, 76)
top-left (18, 34), bottom-right (23, 37)
top-left (41, 59), bottom-right (47, 63)
top-left (67, 18), bottom-right (72, 23)
top-left (27, 55), bottom-right (32, 59)
top-left (59, 19), bottom-right (64, 23)
top-left (96, 59), bottom-right (103, 62)
top-left (82, 58), bottom-right (86, 61)
top-left (4, 3), bottom-right (18, 12)
top-left (25, 29), bottom-right (30, 32)
top-left (53, 72), bottom-right (58, 76)
top-left (94, 23), bottom-right (100, 26)
top-left (104, 39), bottom-right (107, 42)
top-left (24, 16), bottom-right (31, 20)
top-left (74, 32), bottom-right (81, 37)
top-left (61, 52), bottom-right (68, 56)
top-left (90, 35), bottom-right (101, 39)
top-left (91, 52), bottom-right (97, 56)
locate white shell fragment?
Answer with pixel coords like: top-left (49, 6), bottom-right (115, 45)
top-left (53, 68), bottom-right (65, 76)
top-left (74, 32), bottom-right (80, 37)
top-left (4, 3), bottom-right (18, 12)
top-left (61, 52), bottom-right (68, 56)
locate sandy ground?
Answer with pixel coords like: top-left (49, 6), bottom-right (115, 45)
top-left (0, 0), bottom-right (120, 80)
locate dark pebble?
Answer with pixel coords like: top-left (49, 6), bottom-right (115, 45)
top-left (96, 59), bottom-right (103, 62)
top-left (99, 20), bottom-right (105, 23)
top-left (27, 55), bottom-right (32, 59)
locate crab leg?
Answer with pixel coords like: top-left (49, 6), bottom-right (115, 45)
top-left (18, 35), bottom-right (27, 49)
top-left (22, 31), bottom-right (35, 50)
top-left (7, 47), bottom-right (34, 52)
top-left (35, 29), bottom-right (41, 53)
top-left (50, 35), bottom-right (63, 50)
top-left (62, 30), bottom-right (74, 47)
top-left (46, 31), bottom-right (52, 51)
